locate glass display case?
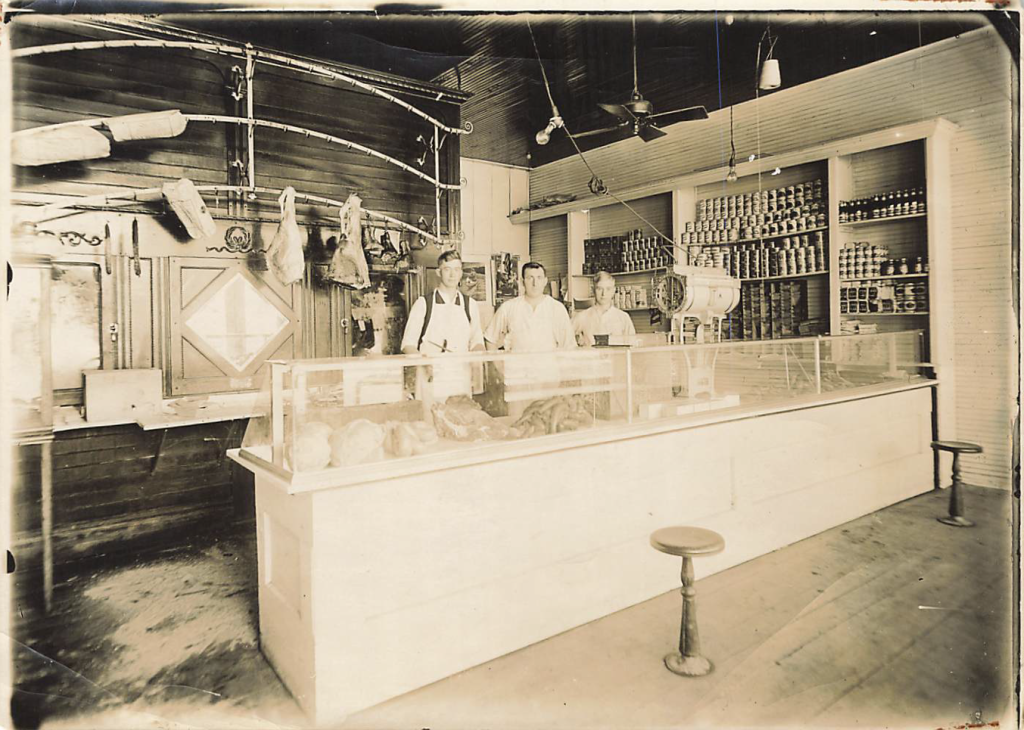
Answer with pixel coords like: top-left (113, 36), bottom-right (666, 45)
top-left (239, 330), bottom-right (928, 483)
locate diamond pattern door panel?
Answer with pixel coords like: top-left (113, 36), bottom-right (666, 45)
top-left (170, 258), bottom-right (300, 395)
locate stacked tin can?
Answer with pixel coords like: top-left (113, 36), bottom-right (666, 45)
top-left (840, 278), bottom-right (928, 314)
top-left (683, 179), bottom-right (826, 245)
top-left (839, 242), bottom-right (890, 280)
top-left (621, 229), bottom-right (672, 272)
top-left (893, 281), bottom-right (929, 313)
top-left (722, 231), bottom-right (827, 280)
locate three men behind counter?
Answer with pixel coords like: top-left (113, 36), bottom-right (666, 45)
top-left (402, 257), bottom-right (634, 354)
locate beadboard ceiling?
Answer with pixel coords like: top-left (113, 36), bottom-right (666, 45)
top-left (10, 4), bottom-right (1002, 167)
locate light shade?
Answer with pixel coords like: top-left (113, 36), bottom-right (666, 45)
top-left (759, 58), bottom-right (781, 90)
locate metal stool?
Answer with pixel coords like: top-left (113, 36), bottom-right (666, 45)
top-left (650, 526), bottom-right (725, 677)
top-left (932, 440), bottom-right (983, 528)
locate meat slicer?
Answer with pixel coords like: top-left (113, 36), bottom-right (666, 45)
top-left (653, 263), bottom-right (741, 345)
top-left (653, 262), bottom-right (741, 399)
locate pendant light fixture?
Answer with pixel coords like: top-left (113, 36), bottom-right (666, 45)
top-left (758, 25), bottom-right (781, 91)
top-left (726, 106), bottom-right (738, 183)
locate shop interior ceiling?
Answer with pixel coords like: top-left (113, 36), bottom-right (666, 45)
top-left (7, 6), bottom-right (997, 169)
top-left (156, 10), bottom-right (993, 168)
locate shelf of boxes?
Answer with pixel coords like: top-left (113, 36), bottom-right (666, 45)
top-left (581, 230), bottom-right (673, 276)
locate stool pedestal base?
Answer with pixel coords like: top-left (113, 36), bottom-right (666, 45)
top-left (664, 652), bottom-right (713, 677)
top-left (938, 515), bottom-right (975, 528)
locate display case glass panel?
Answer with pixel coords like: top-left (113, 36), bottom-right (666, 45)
top-left (239, 331), bottom-right (928, 483)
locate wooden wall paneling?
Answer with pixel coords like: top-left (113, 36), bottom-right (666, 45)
top-left (924, 125), bottom-right (957, 475)
top-left (588, 193), bottom-right (672, 240)
top-left (529, 30), bottom-right (1007, 205)
top-left (529, 215), bottom-right (568, 283)
top-left (127, 257), bottom-right (155, 370)
top-left (460, 158), bottom-right (530, 264)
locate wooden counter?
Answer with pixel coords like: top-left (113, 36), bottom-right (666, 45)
top-left (229, 381), bottom-right (935, 725)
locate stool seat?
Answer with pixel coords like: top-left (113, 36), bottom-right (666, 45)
top-left (931, 440), bottom-right (983, 454)
top-left (651, 526), bottom-right (725, 557)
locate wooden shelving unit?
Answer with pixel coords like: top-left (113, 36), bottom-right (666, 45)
top-left (839, 212), bottom-right (926, 227)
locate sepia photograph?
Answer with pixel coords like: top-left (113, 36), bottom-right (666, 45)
top-left (0, 2), bottom-right (1019, 729)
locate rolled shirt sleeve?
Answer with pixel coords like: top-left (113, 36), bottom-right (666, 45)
top-left (400, 296), bottom-right (428, 352)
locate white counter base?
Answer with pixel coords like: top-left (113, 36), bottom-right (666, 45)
top-left (233, 384), bottom-right (933, 726)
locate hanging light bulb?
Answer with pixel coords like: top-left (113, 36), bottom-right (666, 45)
top-left (726, 161), bottom-right (738, 183)
top-left (535, 114), bottom-right (563, 146)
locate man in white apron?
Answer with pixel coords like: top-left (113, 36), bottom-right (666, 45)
top-left (401, 249), bottom-right (483, 399)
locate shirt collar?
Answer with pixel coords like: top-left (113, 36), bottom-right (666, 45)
top-left (435, 289), bottom-right (461, 305)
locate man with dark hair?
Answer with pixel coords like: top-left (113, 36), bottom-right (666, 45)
top-left (484, 261), bottom-right (576, 352)
top-left (401, 249), bottom-right (484, 354)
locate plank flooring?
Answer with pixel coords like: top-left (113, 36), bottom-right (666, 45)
top-left (10, 484), bottom-right (1014, 730)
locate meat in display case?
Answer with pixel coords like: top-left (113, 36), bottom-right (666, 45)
top-left (238, 330), bottom-right (929, 486)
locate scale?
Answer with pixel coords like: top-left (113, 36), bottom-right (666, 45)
top-left (653, 263), bottom-right (741, 399)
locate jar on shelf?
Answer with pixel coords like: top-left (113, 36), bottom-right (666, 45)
top-left (898, 257), bottom-right (910, 275)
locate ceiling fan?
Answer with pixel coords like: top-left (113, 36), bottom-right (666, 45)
top-left (572, 17), bottom-right (709, 143)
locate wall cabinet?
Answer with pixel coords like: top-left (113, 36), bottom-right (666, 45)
top-left (556, 119), bottom-right (955, 438)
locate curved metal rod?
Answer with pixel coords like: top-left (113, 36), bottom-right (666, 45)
top-left (12, 39), bottom-right (470, 136)
top-left (15, 112), bottom-right (459, 190)
top-left (186, 115), bottom-right (460, 190)
top-left (15, 185), bottom-right (446, 244)
top-left (201, 185), bottom-right (446, 244)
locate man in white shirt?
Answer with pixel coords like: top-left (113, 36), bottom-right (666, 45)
top-left (401, 249), bottom-right (484, 354)
top-left (572, 271), bottom-right (636, 346)
top-left (484, 261), bottom-right (576, 352)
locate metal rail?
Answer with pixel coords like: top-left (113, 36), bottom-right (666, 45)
top-left (186, 115), bottom-right (460, 190)
top-left (13, 112), bottom-right (461, 190)
top-left (12, 38), bottom-right (471, 136)
top-left (15, 185), bottom-right (447, 245)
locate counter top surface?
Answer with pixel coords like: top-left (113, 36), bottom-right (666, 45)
top-left (53, 392), bottom-right (264, 432)
top-left (229, 378), bottom-right (937, 495)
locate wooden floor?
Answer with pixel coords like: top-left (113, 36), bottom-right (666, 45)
top-left (11, 484), bottom-right (1014, 729)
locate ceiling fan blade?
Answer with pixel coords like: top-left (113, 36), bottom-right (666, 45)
top-left (637, 124), bottom-right (667, 143)
top-left (647, 105), bottom-right (709, 124)
top-left (569, 122), bottom-right (630, 139)
top-left (598, 103), bottom-right (636, 121)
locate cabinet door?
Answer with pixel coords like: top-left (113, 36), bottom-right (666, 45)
top-left (168, 258), bottom-right (301, 395)
top-left (49, 255), bottom-right (119, 404)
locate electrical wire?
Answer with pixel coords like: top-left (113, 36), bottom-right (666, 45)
top-left (527, 17), bottom-right (677, 257)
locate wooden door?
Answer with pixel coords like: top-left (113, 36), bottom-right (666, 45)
top-left (168, 258), bottom-right (301, 395)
